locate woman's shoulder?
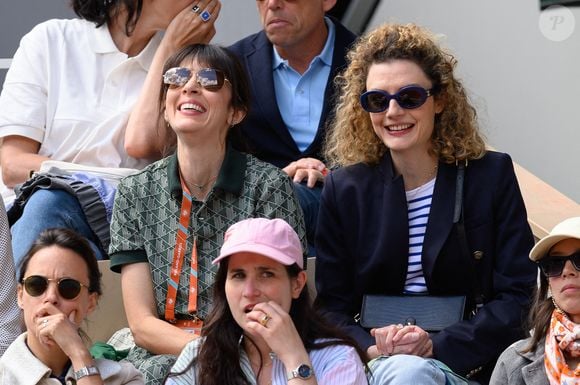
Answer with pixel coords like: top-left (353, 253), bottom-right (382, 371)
top-left (244, 154), bottom-right (291, 182)
top-left (89, 359), bottom-right (144, 384)
top-left (469, 150), bottom-right (513, 169)
top-left (119, 157), bottom-right (171, 184)
top-left (309, 339), bottom-right (364, 364)
top-left (497, 337), bottom-right (542, 363)
top-left (23, 18), bottom-right (95, 41)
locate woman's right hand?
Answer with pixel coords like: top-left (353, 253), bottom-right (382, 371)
top-left (161, 0), bottom-right (222, 52)
top-left (369, 324), bottom-right (433, 358)
top-left (35, 303), bottom-right (86, 357)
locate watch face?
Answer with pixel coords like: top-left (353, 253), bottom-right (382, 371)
top-left (297, 364), bottom-right (313, 378)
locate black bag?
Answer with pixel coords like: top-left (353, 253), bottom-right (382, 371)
top-left (359, 294), bottom-right (466, 332)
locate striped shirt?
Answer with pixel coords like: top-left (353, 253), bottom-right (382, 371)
top-left (166, 337), bottom-right (368, 385)
top-left (403, 178), bottom-right (436, 294)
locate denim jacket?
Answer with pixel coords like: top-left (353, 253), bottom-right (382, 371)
top-left (490, 338), bottom-right (547, 385)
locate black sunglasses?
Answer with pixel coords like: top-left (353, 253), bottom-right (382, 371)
top-left (22, 275), bottom-right (88, 300)
top-left (360, 85), bottom-right (433, 113)
top-left (538, 253), bottom-right (580, 277)
top-left (163, 67), bottom-right (229, 91)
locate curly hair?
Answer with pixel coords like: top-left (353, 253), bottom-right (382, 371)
top-left (325, 23), bottom-right (486, 167)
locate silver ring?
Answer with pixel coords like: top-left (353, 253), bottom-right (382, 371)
top-left (41, 319), bottom-right (48, 328)
top-left (191, 4), bottom-right (201, 14)
top-left (200, 10), bottom-right (211, 22)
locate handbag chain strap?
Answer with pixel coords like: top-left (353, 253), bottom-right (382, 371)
top-left (453, 161), bottom-right (485, 313)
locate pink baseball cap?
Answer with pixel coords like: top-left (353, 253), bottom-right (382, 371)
top-left (213, 218), bottom-right (303, 269)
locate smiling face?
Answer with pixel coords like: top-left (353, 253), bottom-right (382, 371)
top-left (224, 252), bottom-right (305, 332)
top-left (366, 59), bottom-right (444, 160)
top-left (164, 58), bottom-right (243, 143)
top-left (548, 238), bottom-right (580, 322)
top-left (17, 245), bottom-right (98, 337)
top-left (256, 0), bottom-right (335, 52)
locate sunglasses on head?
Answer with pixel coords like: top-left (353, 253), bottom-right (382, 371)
top-left (360, 85), bottom-right (433, 113)
top-left (537, 253), bottom-right (580, 277)
top-left (22, 275), bottom-right (88, 300)
top-left (163, 67), bottom-right (229, 91)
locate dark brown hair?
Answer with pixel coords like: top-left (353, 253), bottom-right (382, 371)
top-left (522, 270), bottom-right (551, 352)
top-left (166, 259), bottom-right (368, 385)
top-left (71, 0), bottom-right (143, 36)
top-left (158, 44), bottom-right (252, 154)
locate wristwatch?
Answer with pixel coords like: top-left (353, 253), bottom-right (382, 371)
top-left (73, 365), bottom-right (100, 381)
top-left (287, 364), bottom-right (314, 381)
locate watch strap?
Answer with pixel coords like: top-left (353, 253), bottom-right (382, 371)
top-left (73, 365), bottom-right (100, 381)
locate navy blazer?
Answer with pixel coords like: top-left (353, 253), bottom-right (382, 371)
top-left (314, 151), bottom-right (537, 380)
top-left (228, 17), bottom-right (357, 168)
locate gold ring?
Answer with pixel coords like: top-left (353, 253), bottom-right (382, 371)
top-left (259, 314), bottom-right (271, 327)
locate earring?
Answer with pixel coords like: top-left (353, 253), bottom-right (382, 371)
top-left (552, 296), bottom-right (564, 313)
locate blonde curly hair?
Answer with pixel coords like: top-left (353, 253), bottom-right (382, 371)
top-left (325, 23), bottom-right (486, 167)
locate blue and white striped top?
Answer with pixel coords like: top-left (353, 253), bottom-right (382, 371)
top-left (403, 178), bottom-right (436, 294)
top-left (166, 336), bottom-right (368, 385)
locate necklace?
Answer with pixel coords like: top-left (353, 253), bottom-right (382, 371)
top-left (189, 175), bottom-right (217, 191)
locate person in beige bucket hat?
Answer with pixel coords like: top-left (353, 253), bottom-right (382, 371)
top-left (491, 217), bottom-right (580, 385)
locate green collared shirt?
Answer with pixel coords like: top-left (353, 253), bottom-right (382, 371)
top-left (109, 147), bottom-right (306, 320)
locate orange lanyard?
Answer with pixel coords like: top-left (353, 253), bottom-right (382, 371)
top-left (164, 178), bottom-right (200, 324)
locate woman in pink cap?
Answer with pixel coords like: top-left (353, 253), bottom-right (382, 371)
top-left (491, 217), bottom-right (580, 385)
top-left (165, 217), bottom-right (368, 385)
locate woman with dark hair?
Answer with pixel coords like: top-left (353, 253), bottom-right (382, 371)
top-left (491, 217), bottom-right (580, 385)
top-left (0, 0), bottom-right (221, 266)
top-left (0, 228), bottom-right (143, 384)
top-left (166, 218), bottom-right (367, 385)
top-left (108, 44), bottom-right (306, 385)
top-left (315, 23), bottom-right (536, 384)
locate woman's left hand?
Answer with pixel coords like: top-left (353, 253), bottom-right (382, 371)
top-left (371, 324), bottom-right (433, 357)
top-left (283, 158), bottom-right (327, 188)
top-left (162, 0), bottom-right (221, 51)
top-left (246, 301), bottom-right (308, 362)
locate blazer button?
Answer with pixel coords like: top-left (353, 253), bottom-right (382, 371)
top-left (473, 250), bottom-right (484, 260)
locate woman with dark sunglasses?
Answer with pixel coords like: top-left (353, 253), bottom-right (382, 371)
top-left (491, 217), bottom-right (580, 385)
top-left (314, 23), bottom-right (536, 384)
top-left (107, 44), bottom-right (306, 385)
top-left (0, 228), bottom-right (143, 384)
top-left (1, 0), bottom-right (221, 267)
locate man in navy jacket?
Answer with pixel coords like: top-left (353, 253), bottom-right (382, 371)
top-left (228, 0), bottom-right (356, 249)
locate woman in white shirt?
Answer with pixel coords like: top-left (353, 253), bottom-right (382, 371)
top-left (0, 0), bottom-right (221, 265)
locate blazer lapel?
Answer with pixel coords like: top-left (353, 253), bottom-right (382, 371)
top-left (317, 17), bottom-right (352, 129)
top-left (246, 32), bottom-right (300, 151)
top-left (422, 163), bottom-right (457, 285)
top-left (378, 153), bottom-right (410, 291)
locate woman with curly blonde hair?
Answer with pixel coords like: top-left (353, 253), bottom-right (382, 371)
top-left (315, 23), bottom-right (536, 384)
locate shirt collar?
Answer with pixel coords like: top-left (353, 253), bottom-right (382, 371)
top-left (169, 144), bottom-right (248, 200)
top-left (87, 23), bottom-right (163, 71)
top-left (272, 16), bottom-right (335, 70)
